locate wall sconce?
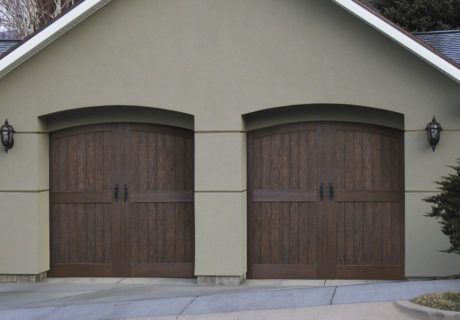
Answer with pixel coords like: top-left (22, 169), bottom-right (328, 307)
top-left (425, 116), bottom-right (442, 152)
top-left (0, 119), bottom-right (15, 153)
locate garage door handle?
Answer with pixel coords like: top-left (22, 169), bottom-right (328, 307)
top-left (319, 182), bottom-right (324, 201)
top-left (329, 183), bottom-right (334, 201)
top-left (114, 184), bottom-right (119, 201)
top-left (124, 184), bottom-right (128, 202)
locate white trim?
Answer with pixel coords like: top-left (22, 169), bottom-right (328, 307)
top-left (0, 0), bottom-right (111, 78)
top-left (332, 0), bottom-right (460, 83)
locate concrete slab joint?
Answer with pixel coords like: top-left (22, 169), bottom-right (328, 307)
top-left (197, 276), bottom-right (244, 286)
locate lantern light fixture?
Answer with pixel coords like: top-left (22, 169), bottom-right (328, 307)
top-left (0, 119), bottom-right (15, 153)
top-left (425, 116), bottom-right (442, 152)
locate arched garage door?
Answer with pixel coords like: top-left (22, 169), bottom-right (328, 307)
top-left (49, 123), bottom-right (194, 277)
top-left (248, 122), bottom-right (404, 279)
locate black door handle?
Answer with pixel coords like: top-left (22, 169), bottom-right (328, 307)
top-left (329, 183), bottom-right (334, 201)
top-left (114, 184), bottom-right (119, 201)
top-left (123, 184), bottom-right (128, 202)
top-left (319, 182), bottom-right (324, 201)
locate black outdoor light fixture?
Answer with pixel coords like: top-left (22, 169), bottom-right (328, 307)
top-left (425, 116), bottom-right (442, 152)
top-left (0, 119), bottom-right (15, 153)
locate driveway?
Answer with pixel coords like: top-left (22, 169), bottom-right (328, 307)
top-left (0, 278), bottom-right (459, 320)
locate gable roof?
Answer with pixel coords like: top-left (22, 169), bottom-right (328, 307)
top-left (415, 30), bottom-right (460, 65)
top-left (0, 0), bottom-right (459, 83)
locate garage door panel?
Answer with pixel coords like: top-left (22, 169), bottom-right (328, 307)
top-left (334, 125), bottom-right (404, 278)
top-left (248, 122), bottom-right (404, 279)
top-left (336, 202), bottom-right (402, 267)
top-left (248, 123), bottom-right (320, 279)
top-left (299, 202), bottom-right (318, 266)
top-left (50, 123), bottom-right (194, 278)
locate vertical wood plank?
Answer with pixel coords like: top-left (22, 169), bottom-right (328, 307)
top-left (298, 132), bottom-right (308, 189)
top-left (148, 203), bottom-right (157, 264)
top-left (289, 133), bottom-right (299, 190)
top-left (95, 203), bottom-right (104, 263)
top-left (336, 202), bottom-right (345, 265)
top-left (363, 133), bottom-right (372, 190)
top-left (353, 132), bottom-right (363, 190)
top-left (86, 204), bottom-right (96, 263)
top-left (344, 131), bottom-right (354, 190)
top-left (184, 138), bottom-right (194, 191)
top-left (184, 203), bottom-right (194, 263)
top-left (94, 133), bottom-right (104, 191)
top-left (175, 137), bottom-right (185, 190)
top-left (372, 202), bottom-right (383, 265)
top-left (260, 203), bottom-right (271, 264)
top-left (306, 203), bottom-right (317, 266)
top-left (270, 203), bottom-right (280, 264)
top-left (289, 202), bottom-right (299, 265)
top-left (353, 202), bottom-right (364, 265)
top-left (86, 133), bottom-right (95, 191)
top-left (166, 203), bottom-right (176, 263)
top-left (336, 130), bottom-right (345, 189)
top-left (363, 202), bottom-right (373, 265)
top-left (279, 203), bottom-right (290, 264)
top-left (298, 202), bottom-right (308, 265)
top-left (344, 202), bottom-right (354, 265)
top-left (139, 204), bottom-right (149, 263)
top-left (148, 133), bottom-right (158, 190)
top-left (175, 203), bottom-right (185, 263)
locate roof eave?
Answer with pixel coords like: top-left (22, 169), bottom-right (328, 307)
top-left (332, 0), bottom-right (460, 83)
top-left (0, 0), bottom-right (111, 79)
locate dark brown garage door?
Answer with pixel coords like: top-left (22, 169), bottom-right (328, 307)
top-left (248, 122), bottom-right (404, 279)
top-left (49, 123), bottom-right (194, 277)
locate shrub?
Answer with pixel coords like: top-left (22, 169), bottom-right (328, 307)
top-left (424, 160), bottom-right (460, 255)
top-left (412, 292), bottom-right (460, 312)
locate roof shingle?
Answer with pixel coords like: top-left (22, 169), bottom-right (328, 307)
top-left (0, 40), bottom-right (19, 56)
top-left (415, 30), bottom-right (460, 65)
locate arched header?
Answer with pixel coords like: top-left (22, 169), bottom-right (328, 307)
top-left (39, 105), bottom-right (195, 132)
top-left (243, 104), bottom-right (404, 131)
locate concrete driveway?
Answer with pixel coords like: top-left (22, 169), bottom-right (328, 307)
top-left (0, 278), bottom-right (459, 320)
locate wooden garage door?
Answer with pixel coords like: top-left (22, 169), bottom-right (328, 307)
top-left (49, 123), bottom-right (194, 277)
top-left (248, 122), bottom-right (404, 279)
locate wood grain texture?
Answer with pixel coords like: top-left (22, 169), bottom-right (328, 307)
top-left (248, 122), bottom-right (404, 280)
top-left (49, 123), bottom-right (194, 278)
top-left (248, 123), bottom-right (319, 279)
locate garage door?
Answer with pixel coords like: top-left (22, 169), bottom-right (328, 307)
top-left (49, 123), bottom-right (194, 277)
top-left (247, 122), bottom-right (404, 279)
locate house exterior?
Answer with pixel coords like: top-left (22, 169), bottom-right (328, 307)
top-left (0, 0), bottom-right (459, 284)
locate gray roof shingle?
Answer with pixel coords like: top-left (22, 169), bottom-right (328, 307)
top-left (0, 40), bottom-right (19, 55)
top-left (415, 30), bottom-right (460, 65)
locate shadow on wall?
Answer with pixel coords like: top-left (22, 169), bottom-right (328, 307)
top-left (39, 105), bottom-right (195, 132)
top-left (243, 104), bottom-right (404, 131)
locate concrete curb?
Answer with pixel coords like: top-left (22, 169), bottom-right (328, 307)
top-left (394, 300), bottom-right (460, 319)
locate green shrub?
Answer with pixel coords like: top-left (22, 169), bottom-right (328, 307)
top-left (424, 160), bottom-right (460, 255)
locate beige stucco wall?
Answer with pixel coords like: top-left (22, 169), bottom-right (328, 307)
top-left (0, 0), bottom-right (459, 277)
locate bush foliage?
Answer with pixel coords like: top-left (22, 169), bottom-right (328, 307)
top-left (365, 0), bottom-right (460, 32)
top-left (412, 292), bottom-right (460, 312)
top-left (424, 160), bottom-right (460, 255)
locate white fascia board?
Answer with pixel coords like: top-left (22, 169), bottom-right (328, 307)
top-left (332, 0), bottom-right (460, 83)
top-left (0, 0), bottom-right (111, 79)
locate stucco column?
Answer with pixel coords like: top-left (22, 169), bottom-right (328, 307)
top-left (0, 130), bottom-right (49, 282)
top-left (404, 126), bottom-right (460, 277)
top-left (194, 128), bottom-right (247, 285)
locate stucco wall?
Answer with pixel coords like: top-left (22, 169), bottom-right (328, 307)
top-left (0, 0), bottom-right (459, 277)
